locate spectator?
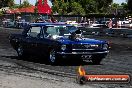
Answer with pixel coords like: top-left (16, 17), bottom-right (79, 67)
top-left (50, 15), bottom-right (57, 23)
top-left (116, 20), bottom-right (120, 28)
top-left (108, 19), bottom-right (113, 29)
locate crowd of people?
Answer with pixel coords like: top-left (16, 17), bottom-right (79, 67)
top-left (108, 18), bottom-right (122, 29)
top-left (35, 15), bottom-right (58, 23)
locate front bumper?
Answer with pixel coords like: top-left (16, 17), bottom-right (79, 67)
top-left (57, 50), bottom-right (109, 55)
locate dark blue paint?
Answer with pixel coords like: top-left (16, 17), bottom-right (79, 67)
top-left (58, 38), bottom-right (106, 45)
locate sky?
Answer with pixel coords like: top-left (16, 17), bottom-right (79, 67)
top-left (15, 0), bottom-right (52, 6)
top-left (113, 0), bottom-right (126, 4)
top-left (14, 0), bottom-right (126, 5)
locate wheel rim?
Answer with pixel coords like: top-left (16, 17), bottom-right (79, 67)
top-left (17, 45), bottom-right (23, 56)
top-left (49, 50), bottom-right (56, 63)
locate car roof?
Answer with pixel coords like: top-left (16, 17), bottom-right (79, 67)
top-left (30, 22), bottom-right (72, 27)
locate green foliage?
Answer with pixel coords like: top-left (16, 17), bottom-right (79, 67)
top-left (84, 0), bottom-right (97, 13)
top-left (111, 3), bottom-right (119, 9)
top-left (0, 0), bottom-right (15, 8)
top-left (0, 0), bottom-right (31, 9)
top-left (76, 0), bottom-right (113, 13)
top-left (121, 3), bottom-right (128, 10)
top-left (52, 0), bottom-right (113, 15)
top-left (127, 0), bottom-right (132, 12)
top-left (60, 2), bottom-right (69, 14)
top-left (96, 0), bottom-right (112, 12)
top-left (19, 0), bottom-right (32, 8)
top-left (0, 11), bottom-right (3, 16)
top-left (34, 7), bottom-right (38, 13)
top-left (70, 2), bottom-right (85, 15)
top-left (110, 2), bottom-right (128, 11)
top-left (10, 4), bottom-right (20, 9)
top-left (52, 0), bottom-right (85, 15)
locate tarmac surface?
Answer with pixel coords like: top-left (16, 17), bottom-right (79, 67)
top-left (0, 27), bottom-right (132, 88)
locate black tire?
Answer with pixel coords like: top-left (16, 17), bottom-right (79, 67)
top-left (92, 57), bottom-right (103, 65)
top-left (16, 44), bottom-right (26, 59)
top-left (48, 49), bottom-right (59, 65)
top-left (92, 59), bottom-right (102, 65)
top-left (91, 54), bottom-right (107, 65)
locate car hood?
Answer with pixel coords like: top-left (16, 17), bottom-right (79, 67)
top-left (57, 38), bottom-right (106, 45)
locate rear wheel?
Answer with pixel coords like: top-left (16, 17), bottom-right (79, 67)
top-left (48, 49), bottom-right (59, 65)
top-left (17, 44), bottom-right (26, 59)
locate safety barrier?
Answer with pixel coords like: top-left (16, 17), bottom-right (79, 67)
top-left (82, 27), bottom-right (132, 38)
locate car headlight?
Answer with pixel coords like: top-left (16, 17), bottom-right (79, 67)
top-left (103, 44), bottom-right (108, 50)
top-left (61, 45), bottom-right (66, 51)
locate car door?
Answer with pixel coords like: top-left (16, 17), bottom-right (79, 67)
top-left (35, 26), bottom-right (51, 56)
top-left (25, 26), bottom-right (42, 54)
top-left (35, 26), bottom-right (58, 56)
top-left (40, 26), bottom-right (59, 54)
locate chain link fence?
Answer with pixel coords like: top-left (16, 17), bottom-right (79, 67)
top-left (0, 13), bottom-right (116, 27)
top-left (1, 13), bottom-right (132, 38)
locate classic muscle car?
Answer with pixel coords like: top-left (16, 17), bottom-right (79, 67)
top-left (9, 23), bottom-right (109, 64)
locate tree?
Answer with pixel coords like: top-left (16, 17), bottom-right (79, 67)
top-left (110, 3), bottom-right (120, 15)
top-left (52, 0), bottom-right (69, 15)
top-left (121, 3), bottom-right (128, 10)
top-left (52, 0), bottom-right (113, 14)
top-left (8, 0), bottom-right (15, 7)
top-left (94, 0), bottom-right (113, 13)
top-left (52, 0), bottom-right (60, 14)
top-left (111, 3), bottom-right (119, 9)
top-left (84, 0), bottom-right (97, 13)
top-left (19, 0), bottom-right (32, 8)
top-left (59, 2), bottom-right (69, 15)
top-left (71, 2), bottom-right (85, 15)
top-left (52, 0), bottom-right (85, 15)
top-left (77, 0), bottom-right (96, 13)
top-left (0, 0), bottom-right (15, 8)
top-left (76, 0), bottom-right (113, 13)
top-left (127, 0), bottom-right (132, 12)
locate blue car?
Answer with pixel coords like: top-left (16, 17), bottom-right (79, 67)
top-left (9, 23), bottom-right (109, 64)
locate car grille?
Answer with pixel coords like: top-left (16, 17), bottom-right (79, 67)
top-left (72, 44), bottom-right (102, 50)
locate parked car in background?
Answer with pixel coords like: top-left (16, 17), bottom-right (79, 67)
top-left (14, 19), bottom-right (29, 29)
top-left (2, 19), bottom-right (15, 28)
top-left (89, 21), bottom-right (108, 28)
top-left (9, 23), bottom-right (109, 65)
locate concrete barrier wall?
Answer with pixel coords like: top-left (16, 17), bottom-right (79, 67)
top-left (82, 28), bottom-right (132, 38)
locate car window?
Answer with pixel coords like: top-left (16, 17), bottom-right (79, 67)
top-left (59, 27), bottom-right (69, 36)
top-left (46, 27), bottom-right (60, 36)
top-left (46, 26), bottom-right (73, 36)
top-left (68, 26), bottom-right (78, 33)
top-left (42, 26), bottom-right (79, 39)
top-left (28, 27), bottom-right (41, 38)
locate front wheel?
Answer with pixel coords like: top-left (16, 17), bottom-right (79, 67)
top-left (91, 54), bottom-right (106, 64)
top-left (92, 57), bottom-right (103, 65)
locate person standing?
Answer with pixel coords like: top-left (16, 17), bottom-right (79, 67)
top-left (108, 19), bottom-right (113, 29)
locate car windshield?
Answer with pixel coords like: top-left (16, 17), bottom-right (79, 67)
top-left (46, 26), bottom-right (78, 36)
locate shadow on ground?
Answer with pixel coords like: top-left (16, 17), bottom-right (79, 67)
top-left (1, 55), bottom-right (101, 66)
